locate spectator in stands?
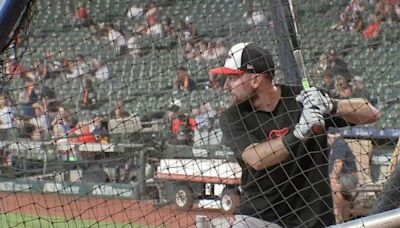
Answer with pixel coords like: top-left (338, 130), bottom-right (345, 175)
top-left (69, 121), bottom-right (96, 144)
top-left (328, 133), bottom-right (359, 223)
top-left (335, 75), bottom-right (353, 98)
top-left (25, 80), bottom-right (39, 104)
top-left (81, 78), bottom-right (97, 110)
top-left (194, 102), bottom-right (216, 132)
top-left (179, 16), bottom-right (198, 42)
top-left (145, 2), bottom-right (158, 20)
top-left (73, 2), bottom-right (88, 25)
top-left (143, 16), bottom-right (163, 37)
top-left (19, 91), bottom-right (35, 119)
top-left (202, 39), bottom-right (229, 61)
top-left (51, 107), bottom-right (75, 144)
top-left (110, 100), bottom-right (130, 119)
top-left (107, 25), bottom-right (127, 55)
top-left (162, 17), bottom-right (176, 38)
top-left (363, 14), bottom-right (382, 40)
top-left (214, 39), bottom-right (228, 60)
top-left (395, 2), bottom-right (400, 20)
top-left (127, 2), bottom-right (144, 19)
top-left (349, 76), bottom-right (376, 105)
top-left (44, 51), bottom-right (68, 78)
top-left (41, 86), bottom-right (59, 114)
top-left (353, 11), bottom-right (366, 34)
top-left (208, 72), bottom-right (225, 93)
top-left (171, 112), bottom-right (197, 144)
top-left (90, 114), bottom-right (109, 143)
top-left (184, 41), bottom-right (198, 60)
top-left (197, 40), bottom-right (209, 60)
top-left (5, 55), bottom-right (24, 78)
top-left (175, 66), bottom-right (196, 92)
top-left (334, 12), bottom-right (351, 32)
top-left (92, 59), bottom-right (110, 82)
top-left (0, 95), bottom-right (15, 140)
top-left (127, 33), bottom-right (144, 58)
top-left (65, 55), bottom-right (90, 80)
top-left (30, 102), bottom-right (52, 141)
top-left (326, 50), bottom-right (352, 81)
top-left (243, 4), bottom-right (268, 26)
top-left (322, 69), bottom-right (336, 95)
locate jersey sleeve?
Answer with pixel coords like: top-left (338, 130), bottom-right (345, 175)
top-left (219, 108), bottom-right (258, 158)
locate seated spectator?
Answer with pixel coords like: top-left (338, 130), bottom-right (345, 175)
top-left (208, 72), bottom-right (225, 93)
top-left (145, 2), bottom-right (158, 20)
top-left (171, 112), bottom-right (197, 144)
top-left (81, 79), bottom-right (97, 109)
top-left (41, 87), bottom-right (60, 114)
top-left (194, 102), bottom-right (216, 132)
top-left (202, 40), bottom-right (228, 61)
top-left (127, 33), bottom-right (143, 58)
top-left (143, 16), bottom-right (163, 36)
top-left (65, 55), bottom-right (90, 80)
top-left (334, 12), bottom-right (351, 32)
top-left (51, 106), bottom-right (75, 140)
top-left (107, 25), bottom-right (127, 55)
top-left (73, 3), bottom-right (88, 26)
top-left (44, 51), bottom-right (63, 76)
top-left (69, 121), bottom-right (96, 144)
top-left (162, 17), bottom-right (176, 38)
top-left (213, 39), bottom-right (228, 60)
top-left (5, 55), bottom-right (24, 78)
top-left (243, 4), bottom-right (268, 26)
top-left (127, 2), bottom-right (144, 19)
top-left (335, 75), bottom-right (353, 98)
top-left (327, 50), bottom-right (352, 81)
top-left (92, 59), bottom-right (110, 82)
top-left (322, 69), bottom-right (336, 95)
top-left (175, 66), bottom-right (196, 92)
top-left (349, 76), bottom-right (376, 105)
top-left (30, 102), bottom-right (52, 141)
top-left (25, 79), bottom-right (39, 104)
top-left (179, 16), bottom-right (198, 42)
top-left (90, 115), bottom-right (109, 143)
top-left (110, 100), bottom-right (130, 119)
top-left (0, 95), bottom-right (15, 140)
top-left (363, 15), bottom-right (382, 40)
top-left (328, 133), bottom-right (359, 223)
top-left (19, 91), bottom-right (35, 118)
top-left (353, 11), bottom-right (366, 34)
top-left (184, 41), bottom-right (199, 60)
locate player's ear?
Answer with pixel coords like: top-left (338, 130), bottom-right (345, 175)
top-left (250, 73), bottom-right (262, 88)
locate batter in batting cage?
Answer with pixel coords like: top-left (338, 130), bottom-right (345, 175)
top-left (211, 42), bottom-right (379, 227)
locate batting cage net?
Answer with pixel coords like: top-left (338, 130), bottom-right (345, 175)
top-left (0, 0), bottom-right (399, 227)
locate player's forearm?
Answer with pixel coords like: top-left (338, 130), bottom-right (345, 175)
top-left (331, 160), bottom-right (344, 180)
top-left (336, 98), bottom-right (380, 124)
top-left (242, 137), bottom-right (289, 170)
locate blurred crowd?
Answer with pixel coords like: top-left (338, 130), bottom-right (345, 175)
top-left (334, 0), bottom-right (400, 39)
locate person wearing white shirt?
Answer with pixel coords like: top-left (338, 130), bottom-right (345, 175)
top-left (66, 55), bottom-right (90, 79)
top-left (0, 96), bottom-right (15, 140)
top-left (92, 59), bottom-right (110, 81)
top-left (0, 98), bottom-right (14, 129)
top-left (107, 25), bottom-right (127, 54)
top-left (127, 3), bottom-right (143, 19)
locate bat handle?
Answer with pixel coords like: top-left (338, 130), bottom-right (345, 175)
top-left (311, 125), bottom-right (324, 135)
top-left (310, 105), bottom-right (324, 135)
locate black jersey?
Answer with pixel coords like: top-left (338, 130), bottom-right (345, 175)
top-left (220, 85), bottom-right (350, 228)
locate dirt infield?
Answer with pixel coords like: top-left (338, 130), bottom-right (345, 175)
top-left (0, 192), bottom-right (230, 228)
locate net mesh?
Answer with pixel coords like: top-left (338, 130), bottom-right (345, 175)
top-left (0, 0), bottom-right (399, 227)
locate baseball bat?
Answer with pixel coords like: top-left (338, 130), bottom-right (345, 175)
top-left (293, 50), bottom-right (324, 134)
top-left (289, 0), bottom-right (324, 134)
